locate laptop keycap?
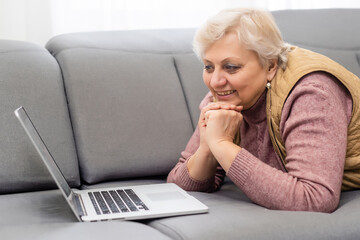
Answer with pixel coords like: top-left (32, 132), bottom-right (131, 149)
top-left (89, 189), bottom-right (149, 215)
top-left (88, 192), bottom-right (101, 215)
top-left (125, 189), bottom-right (149, 210)
top-left (101, 191), bottom-right (120, 213)
top-left (93, 192), bottom-right (110, 214)
top-left (109, 190), bottom-right (129, 212)
top-left (117, 190), bottom-right (138, 212)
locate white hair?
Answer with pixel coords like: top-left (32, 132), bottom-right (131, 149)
top-left (193, 8), bottom-right (291, 69)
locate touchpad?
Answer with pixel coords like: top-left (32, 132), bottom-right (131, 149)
top-left (146, 191), bottom-right (186, 201)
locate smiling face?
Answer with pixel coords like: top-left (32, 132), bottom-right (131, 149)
top-left (203, 32), bottom-right (277, 110)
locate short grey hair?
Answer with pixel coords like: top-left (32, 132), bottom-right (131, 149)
top-left (193, 8), bottom-right (291, 70)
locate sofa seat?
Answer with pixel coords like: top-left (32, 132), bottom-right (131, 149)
top-left (0, 190), bottom-right (171, 240)
top-left (0, 222), bottom-right (171, 240)
top-left (79, 179), bottom-right (360, 240)
top-left (0, 190), bottom-right (77, 225)
top-left (148, 181), bottom-right (360, 240)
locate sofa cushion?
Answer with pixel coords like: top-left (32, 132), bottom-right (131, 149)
top-left (0, 40), bottom-right (80, 194)
top-left (46, 33), bottom-right (196, 183)
top-left (273, 9), bottom-right (360, 49)
top-left (46, 29), bottom-right (196, 55)
top-left (0, 190), bottom-right (78, 225)
top-left (80, 178), bottom-right (166, 190)
top-left (147, 181), bottom-right (360, 240)
top-left (173, 53), bottom-right (209, 129)
top-left (0, 222), bottom-right (171, 240)
top-left (0, 190), bottom-right (171, 240)
top-left (273, 9), bottom-right (360, 78)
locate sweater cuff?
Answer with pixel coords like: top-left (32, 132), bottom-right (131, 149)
top-left (227, 149), bottom-right (258, 188)
top-left (176, 159), bottom-right (214, 192)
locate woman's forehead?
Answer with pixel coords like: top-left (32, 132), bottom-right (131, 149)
top-left (203, 33), bottom-right (252, 62)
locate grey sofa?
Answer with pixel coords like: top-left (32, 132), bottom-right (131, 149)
top-left (1, 9), bottom-right (360, 240)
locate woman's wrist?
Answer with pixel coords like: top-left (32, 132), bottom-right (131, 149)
top-left (208, 140), bottom-right (241, 172)
top-left (187, 147), bottom-right (218, 181)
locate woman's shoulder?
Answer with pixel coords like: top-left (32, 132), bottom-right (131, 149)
top-left (284, 71), bottom-right (352, 123)
top-left (294, 71), bottom-right (352, 101)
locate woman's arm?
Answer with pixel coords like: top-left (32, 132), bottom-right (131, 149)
top-left (167, 126), bottom-right (226, 192)
top-left (227, 72), bottom-right (352, 212)
top-left (167, 93), bottom-right (227, 192)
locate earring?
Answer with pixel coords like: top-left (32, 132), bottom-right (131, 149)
top-left (266, 82), bottom-right (271, 89)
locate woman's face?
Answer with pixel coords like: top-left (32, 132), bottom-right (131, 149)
top-left (202, 32), bottom-right (276, 110)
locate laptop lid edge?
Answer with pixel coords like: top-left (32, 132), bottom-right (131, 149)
top-left (14, 106), bottom-right (84, 222)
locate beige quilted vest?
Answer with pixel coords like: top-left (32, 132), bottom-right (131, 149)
top-left (267, 47), bottom-right (360, 191)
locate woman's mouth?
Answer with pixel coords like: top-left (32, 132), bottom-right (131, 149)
top-left (216, 90), bottom-right (236, 96)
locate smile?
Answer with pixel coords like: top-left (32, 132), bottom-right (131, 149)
top-left (217, 90), bottom-right (236, 96)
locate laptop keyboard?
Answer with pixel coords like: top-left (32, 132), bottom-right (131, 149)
top-left (88, 189), bottom-right (149, 215)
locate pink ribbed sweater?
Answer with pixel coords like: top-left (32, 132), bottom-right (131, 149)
top-left (167, 72), bottom-right (352, 212)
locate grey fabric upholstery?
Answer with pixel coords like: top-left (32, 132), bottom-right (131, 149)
top-left (0, 8), bottom-right (360, 240)
top-left (0, 190), bottom-right (78, 225)
top-left (147, 181), bottom-right (360, 240)
top-left (46, 29), bottom-right (196, 55)
top-left (0, 222), bottom-right (171, 240)
top-left (272, 9), bottom-right (360, 78)
top-left (81, 179), bottom-right (360, 240)
top-left (46, 46), bottom-right (194, 184)
top-left (45, 29), bottom-right (199, 184)
top-left (174, 53), bottom-right (209, 128)
top-left (0, 40), bottom-right (79, 194)
top-left (0, 190), bottom-right (171, 239)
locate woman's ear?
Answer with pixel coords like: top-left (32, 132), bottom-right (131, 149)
top-left (267, 59), bottom-right (278, 81)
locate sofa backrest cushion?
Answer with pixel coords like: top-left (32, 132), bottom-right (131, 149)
top-left (173, 53), bottom-right (209, 128)
top-left (0, 40), bottom-right (80, 194)
top-left (273, 9), bottom-right (360, 78)
top-left (46, 30), bottom-right (201, 184)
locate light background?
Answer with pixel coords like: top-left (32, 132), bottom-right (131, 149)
top-left (1, 0), bottom-right (360, 46)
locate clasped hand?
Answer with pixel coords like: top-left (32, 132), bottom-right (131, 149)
top-left (199, 102), bottom-right (243, 153)
top-left (186, 102), bottom-right (243, 180)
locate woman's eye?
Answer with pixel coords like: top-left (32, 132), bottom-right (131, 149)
top-left (224, 64), bottom-right (241, 72)
top-left (204, 65), bottom-right (214, 73)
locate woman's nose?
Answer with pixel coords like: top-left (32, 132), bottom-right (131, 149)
top-left (210, 70), bottom-right (227, 88)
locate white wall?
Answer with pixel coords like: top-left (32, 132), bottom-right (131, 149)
top-left (1, 0), bottom-right (360, 46)
top-left (0, 0), bottom-right (52, 45)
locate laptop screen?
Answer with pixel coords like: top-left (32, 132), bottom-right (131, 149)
top-left (14, 107), bottom-right (72, 197)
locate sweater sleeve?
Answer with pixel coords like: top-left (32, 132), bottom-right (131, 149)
top-left (167, 92), bottom-right (226, 192)
top-left (227, 72), bottom-right (352, 212)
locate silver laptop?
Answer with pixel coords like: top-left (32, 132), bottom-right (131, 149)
top-left (14, 106), bottom-right (208, 222)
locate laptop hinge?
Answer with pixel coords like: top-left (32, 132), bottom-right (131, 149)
top-left (72, 193), bottom-right (87, 217)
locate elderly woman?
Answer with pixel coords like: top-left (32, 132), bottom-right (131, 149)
top-left (167, 8), bottom-right (360, 212)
